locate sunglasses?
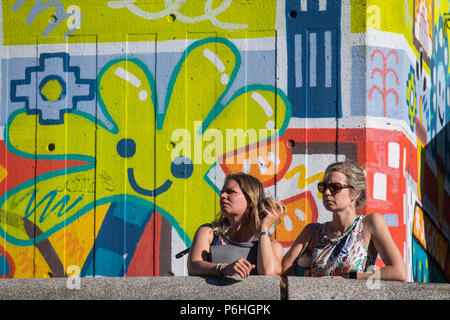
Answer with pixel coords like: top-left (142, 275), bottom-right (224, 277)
top-left (318, 182), bottom-right (353, 194)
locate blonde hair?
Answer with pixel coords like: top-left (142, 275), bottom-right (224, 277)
top-left (212, 172), bottom-right (286, 238)
top-left (323, 160), bottom-right (367, 209)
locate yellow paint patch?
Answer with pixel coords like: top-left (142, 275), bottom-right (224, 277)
top-left (0, 165), bottom-right (7, 184)
top-left (47, 203), bottom-right (110, 274)
top-left (3, 0), bottom-right (277, 45)
top-left (41, 79), bottom-right (63, 102)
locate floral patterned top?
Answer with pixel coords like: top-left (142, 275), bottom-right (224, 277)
top-left (310, 215), bottom-right (377, 277)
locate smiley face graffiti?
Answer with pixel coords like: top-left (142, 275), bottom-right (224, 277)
top-left (1, 37), bottom-right (291, 248)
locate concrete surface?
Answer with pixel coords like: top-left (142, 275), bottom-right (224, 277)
top-left (1, 276), bottom-right (449, 300)
top-left (0, 276), bottom-right (281, 300)
top-left (287, 277), bottom-right (450, 300)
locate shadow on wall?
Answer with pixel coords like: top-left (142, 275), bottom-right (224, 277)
top-left (413, 121), bottom-right (450, 283)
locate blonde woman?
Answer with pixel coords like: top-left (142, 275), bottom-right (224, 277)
top-left (187, 173), bottom-right (285, 278)
top-left (282, 160), bottom-right (407, 281)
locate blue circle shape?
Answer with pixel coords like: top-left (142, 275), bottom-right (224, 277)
top-left (116, 138), bottom-right (136, 158)
top-left (171, 156), bottom-right (193, 179)
top-left (38, 75), bottom-right (66, 101)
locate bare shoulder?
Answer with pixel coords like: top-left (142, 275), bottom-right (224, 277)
top-left (196, 223), bottom-right (214, 233)
top-left (193, 224), bottom-right (214, 242)
top-left (364, 212), bottom-right (385, 223)
top-left (363, 213), bottom-right (387, 233)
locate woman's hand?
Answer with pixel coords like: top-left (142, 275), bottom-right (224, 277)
top-left (221, 258), bottom-right (256, 278)
top-left (260, 201), bottom-right (284, 232)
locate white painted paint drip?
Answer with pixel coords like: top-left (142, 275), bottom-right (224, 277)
top-left (388, 142), bottom-right (400, 168)
top-left (251, 92), bottom-right (273, 117)
top-left (115, 67), bottom-right (141, 87)
top-left (300, 0), bottom-right (307, 11)
top-left (114, 67), bottom-right (148, 101)
top-left (373, 172), bottom-right (387, 200)
top-left (295, 208), bottom-right (306, 221)
top-left (284, 215), bottom-right (293, 232)
top-left (202, 48), bottom-right (229, 85)
top-left (203, 48), bottom-right (225, 72)
top-left (294, 34), bottom-right (303, 88)
top-left (403, 147), bottom-right (407, 177)
top-left (309, 32), bottom-right (317, 87)
top-left (251, 92), bottom-right (275, 130)
top-left (324, 31), bottom-right (332, 88)
top-left (138, 90), bottom-right (148, 101)
top-left (404, 192), bottom-right (407, 231)
top-left (319, 0), bottom-right (327, 11)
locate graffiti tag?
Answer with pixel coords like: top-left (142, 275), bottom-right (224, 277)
top-left (12, 0), bottom-right (82, 40)
top-left (107, 0), bottom-right (248, 30)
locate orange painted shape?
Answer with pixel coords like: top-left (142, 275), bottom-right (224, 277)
top-left (413, 204), bottom-right (426, 249)
top-left (219, 137), bottom-right (292, 187)
top-left (276, 191), bottom-right (318, 247)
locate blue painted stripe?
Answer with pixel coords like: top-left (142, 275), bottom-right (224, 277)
top-left (0, 253), bottom-right (10, 276)
top-left (81, 201), bottom-right (153, 277)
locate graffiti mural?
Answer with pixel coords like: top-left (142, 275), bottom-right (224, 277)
top-left (368, 49), bottom-right (400, 118)
top-left (285, 0), bottom-right (341, 118)
top-left (0, 0), bottom-right (448, 282)
top-left (0, 34), bottom-right (291, 277)
top-left (412, 203), bottom-right (448, 282)
top-left (10, 52), bottom-right (96, 124)
top-left (4, 0), bottom-right (275, 44)
top-left (413, 0), bottom-right (434, 65)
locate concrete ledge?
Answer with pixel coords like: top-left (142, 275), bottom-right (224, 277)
top-left (0, 276), bottom-right (281, 300)
top-left (1, 276), bottom-right (448, 300)
top-left (287, 277), bottom-right (450, 300)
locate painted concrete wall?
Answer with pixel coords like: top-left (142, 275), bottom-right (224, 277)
top-left (0, 0), bottom-right (448, 283)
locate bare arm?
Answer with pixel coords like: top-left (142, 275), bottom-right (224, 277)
top-left (281, 223), bottom-right (317, 277)
top-left (257, 203), bottom-right (284, 275)
top-left (257, 231), bottom-right (283, 275)
top-left (187, 225), bottom-right (218, 276)
top-left (357, 213), bottom-right (407, 281)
